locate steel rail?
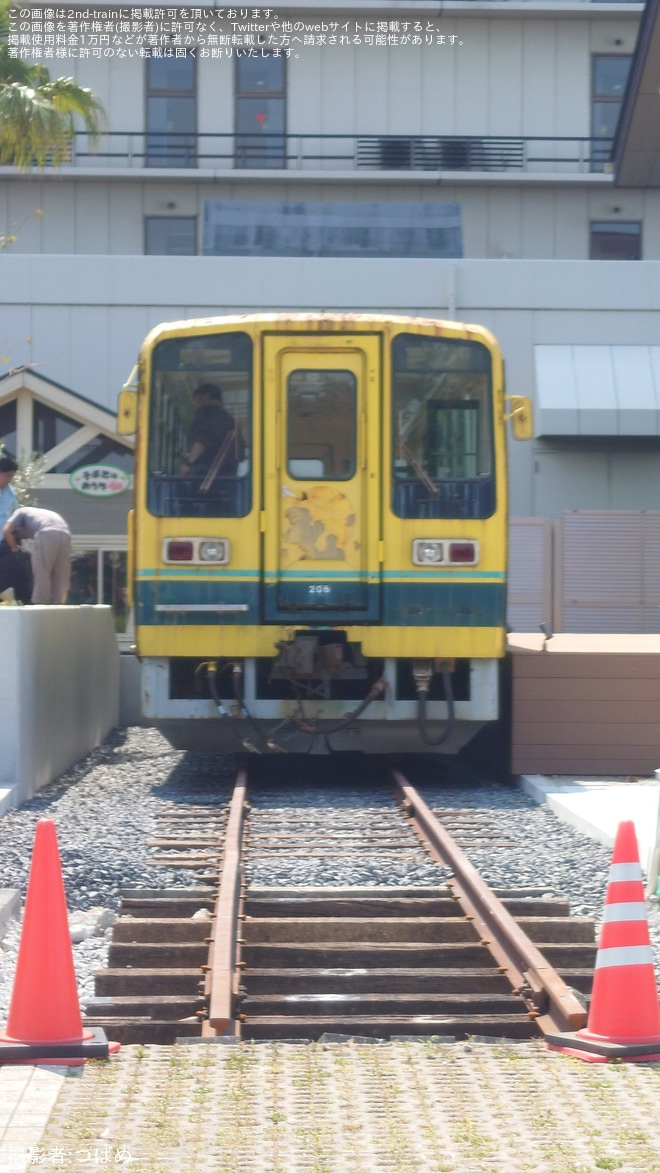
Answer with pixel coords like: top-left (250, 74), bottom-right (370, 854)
top-left (204, 771), bottom-right (249, 1035)
top-left (392, 771), bottom-right (588, 1036)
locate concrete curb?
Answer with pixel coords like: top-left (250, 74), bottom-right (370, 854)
top-left (518, 773), bottom-right (660, 876)
top-left (0, 888), bottom-right (20, 940)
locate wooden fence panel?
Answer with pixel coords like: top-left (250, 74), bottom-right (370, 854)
top-left (509, 634), bottom-right (660, 776)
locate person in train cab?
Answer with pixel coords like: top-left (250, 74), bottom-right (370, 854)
top-left (180, 382), bottom-right (245, 479)
top-left (0, 455), bottom-right (18, 529)
top-left (2, 506), bottom-right (72, 605)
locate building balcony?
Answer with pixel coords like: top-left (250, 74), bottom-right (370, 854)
top-left (19, 132), bottom-right (615, 179)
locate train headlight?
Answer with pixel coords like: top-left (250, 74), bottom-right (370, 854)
top-left (199, 540), bottom-right (229, 564)
top-left (413, 540), bottom-right (444, 565)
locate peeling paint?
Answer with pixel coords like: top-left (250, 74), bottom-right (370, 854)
top-left (281, 484), bottom-right (359, 567)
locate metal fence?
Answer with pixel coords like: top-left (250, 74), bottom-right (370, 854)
top-left (60, 131), bottom-right (612, 173)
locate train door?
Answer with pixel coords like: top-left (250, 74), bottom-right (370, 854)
top-left (262, 334), bottom-right (381, 622)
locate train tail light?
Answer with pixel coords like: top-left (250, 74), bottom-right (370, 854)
top-left (448, 542), bottom-right (478, 564)
top-left (165, 540), bottom-right (194, 562)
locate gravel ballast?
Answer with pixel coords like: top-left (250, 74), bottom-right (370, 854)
top-left (1, 727), bottom-right (659, 1021)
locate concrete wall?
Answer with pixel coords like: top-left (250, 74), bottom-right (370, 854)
top-left (0, 606), bottom-right (119, 811)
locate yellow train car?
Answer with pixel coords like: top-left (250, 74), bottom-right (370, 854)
top-left (118, 313), bottom-right (531, 753)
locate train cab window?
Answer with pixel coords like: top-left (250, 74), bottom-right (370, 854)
top-left (391, 334), bottom-right (495, 519)
top-left (287, 371), bottom-right (357, 480)
top-left (147, 331), bottom-right (252, 517)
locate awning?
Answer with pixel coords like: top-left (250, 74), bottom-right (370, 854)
top-left (533, 345), bottom-right (660, 436)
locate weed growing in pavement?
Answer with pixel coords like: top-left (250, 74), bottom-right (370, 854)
top-left (223, 1047), bottom-right (256, 1072)
top-left (451, 1114), bottom-right (500, 1160)
top-left (594, 1159), bottom-right (624, 1170)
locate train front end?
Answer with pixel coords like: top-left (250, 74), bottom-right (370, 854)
top-left (121, 313), bottom-right (530, 753)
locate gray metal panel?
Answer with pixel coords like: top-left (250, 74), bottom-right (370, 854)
top-left (642, 513), bottom-right (660, 603)
top-left (558, 510), bottom-right (660, 634)
top-left (562, 511), bottom-right (642, 602)
top-left (562, 605), bottom-right (643, 633)
top-left (507, 518), bottom-right (552, 633)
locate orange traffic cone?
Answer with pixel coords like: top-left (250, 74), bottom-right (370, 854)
top-left (0, 819), bottom-right (116, 1063)
top-left (546, 819), bottom-right (660, 1062)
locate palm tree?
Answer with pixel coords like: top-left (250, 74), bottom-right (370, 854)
top-left (0, 0), bottom-right (104, 168)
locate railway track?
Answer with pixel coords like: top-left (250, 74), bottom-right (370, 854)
top-left (85, 770), bottom-right (595, 1044)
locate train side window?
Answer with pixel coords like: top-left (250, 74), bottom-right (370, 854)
top-left (391, 334), bottom-right (495, 520)
top-left (287, 371), bottom-right (357, 480)
top-left (147, 331), bottom-right (252, 518)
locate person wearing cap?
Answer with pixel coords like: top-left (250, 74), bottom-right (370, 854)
top-left (2, 506), bottom-right (72, 605)
top-left (0, 455), bottom-right (18, 529)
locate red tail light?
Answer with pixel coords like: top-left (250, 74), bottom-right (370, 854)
top-left (166, 540), bottom-right (194, 561)
top-left (448, 542), bottom-right (476, 564)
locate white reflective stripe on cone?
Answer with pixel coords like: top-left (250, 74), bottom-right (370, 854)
top-left (595, 945), bottom-right (655, 969)
top-left (602, 902), bottom-right (649, 923)
top-left (608, 862), bottom-right (644, 882)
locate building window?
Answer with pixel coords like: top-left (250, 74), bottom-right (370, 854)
top-left (146, 55), bottom-right (196, 168)
top-left (592, 55), bottom-right (632, 171)
top-left (145, 216), bottom-right (197, 255)
top-left (0, 400), bottom-right (17, 459)
top-left (33, 401), bottom-right (80, 453)
top-left (235, 53), bottom-right (285, 169)
top-left (590, 221), bottom-right (641, 260)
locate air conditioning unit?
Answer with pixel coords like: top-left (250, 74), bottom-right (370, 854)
top-left (379, 138), bottom-right (413, 169)
top-left (440, 139), bottom-right (477, 170)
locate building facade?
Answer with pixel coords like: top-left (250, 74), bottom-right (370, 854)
top-left (2, 0), bottom-right (659, 631)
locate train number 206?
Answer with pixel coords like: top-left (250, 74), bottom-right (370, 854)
top-left (308, 584), bottom-right (331, 594)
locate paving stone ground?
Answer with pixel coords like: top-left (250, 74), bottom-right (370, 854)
top-left (6, 1040), bottom-right (660, 1173)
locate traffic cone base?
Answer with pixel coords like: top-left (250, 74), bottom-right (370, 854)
top-left (0, 820), bottom-right (119, 1065)
top-left (547, 820), bottom-right (660, 1064)
top-left (0, 1026), bottom-right (114, 1065)
top-left (546, 1031), bottom-right (660, 1063)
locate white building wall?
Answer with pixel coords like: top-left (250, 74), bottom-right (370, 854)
top-left (2, 253), bottom-right (659, 519)
top-left (6, 179), bottom-right (660, 259)
top-left (4, 14), bottom-right (640, 141)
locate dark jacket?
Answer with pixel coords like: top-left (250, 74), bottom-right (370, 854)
top-left (189, 403), bottom-right (246, 475)
top-left (0, 540), bottom-right (33, 604)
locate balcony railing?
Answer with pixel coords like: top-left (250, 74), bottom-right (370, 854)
top-left (56, 132), bottom-right (613, 174)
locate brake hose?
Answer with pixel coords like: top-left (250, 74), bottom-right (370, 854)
top-left (416, 663), bottom-right (456, 747)
top-left (211, 661), bottom-right (387, 751)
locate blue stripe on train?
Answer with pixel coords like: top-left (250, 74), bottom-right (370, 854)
top-left (136, 580), bottom-right (505, 628)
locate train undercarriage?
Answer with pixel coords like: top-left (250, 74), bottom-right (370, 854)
top-left (141, 634), bottom-right (499, 754)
